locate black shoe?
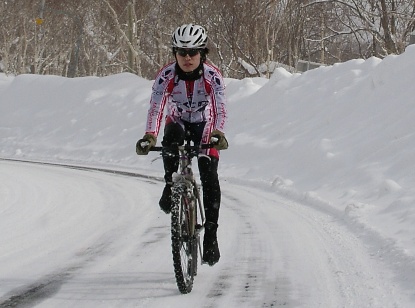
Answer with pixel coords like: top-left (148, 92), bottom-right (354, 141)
top-left (203, 222), bottom-right (220, 266)
top-left (159, 185), bottom-right (172, 214)
top-left (203, 238), bottom-right (220, 266)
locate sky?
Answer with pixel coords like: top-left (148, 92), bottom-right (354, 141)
top-left (1, 45), bottom-right (415, 307)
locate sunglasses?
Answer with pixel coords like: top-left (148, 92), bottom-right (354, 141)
top-left (175, 48), bottom-right (200, 57)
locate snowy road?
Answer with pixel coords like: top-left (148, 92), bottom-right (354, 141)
top-left (0, 160), bottom-right (413, 307)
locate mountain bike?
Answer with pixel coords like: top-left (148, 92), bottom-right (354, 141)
top-left (149, 136), bottom-right (214, 294)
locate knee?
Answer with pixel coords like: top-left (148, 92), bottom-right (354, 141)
top-left (198, 156), bottom-right (219, 185)
top-left (162, 123), bottom-right (184, 146)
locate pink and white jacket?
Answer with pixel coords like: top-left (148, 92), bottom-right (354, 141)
top-left (145, 62), bottom-right (227, 140)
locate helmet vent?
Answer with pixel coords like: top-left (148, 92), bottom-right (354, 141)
top-left (172, 24), bottom-right (208, 48)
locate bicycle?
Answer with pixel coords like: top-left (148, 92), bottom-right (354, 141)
top-left (149, 135), bottom-right (215, 294)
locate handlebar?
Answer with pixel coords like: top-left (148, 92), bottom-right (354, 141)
top-left (149, 143), bottom-right (214, 152)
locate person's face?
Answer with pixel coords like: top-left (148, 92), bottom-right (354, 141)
top-left (175, 48), bottom-right (201, 72)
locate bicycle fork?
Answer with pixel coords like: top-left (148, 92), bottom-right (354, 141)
top-left (193, 182), bottom-right (206, 265)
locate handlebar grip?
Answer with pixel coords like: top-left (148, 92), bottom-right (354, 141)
top-left (149, 146), bottom-right (163, 151)
top-left (201, 143), bottom-right (215, 149)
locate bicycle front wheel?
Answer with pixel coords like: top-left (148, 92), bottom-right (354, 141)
top-left (170, 185), bottom-right (198, 294)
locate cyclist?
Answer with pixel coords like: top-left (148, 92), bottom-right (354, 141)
top-left (136, 24), bottom-right (228, 266)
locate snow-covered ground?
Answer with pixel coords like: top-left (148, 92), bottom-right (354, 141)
top-left (1, 45), bottom-right (415, 307)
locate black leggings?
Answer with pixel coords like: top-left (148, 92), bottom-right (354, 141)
top-left (162, 122), bottom-right (221, 224)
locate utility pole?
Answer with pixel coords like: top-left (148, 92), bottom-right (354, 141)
top-left (127, 1), bottom-right (135, 73)
top-left (39, 0), bottom-right (45, 20)
top-left (38, 0), bottom-right (83, 77)
top-left (320, 11), bottom-right (325, 64)
top-left (33, 0), bottom-right (46, 74)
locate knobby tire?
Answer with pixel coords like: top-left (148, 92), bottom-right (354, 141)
top-left (170, 183), bottom-right (198, 294)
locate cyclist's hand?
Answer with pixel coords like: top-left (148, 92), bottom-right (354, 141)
top-left (210, 129), bottom-right (228, 150)
top-left (136, 133), bottom-right (157, 155)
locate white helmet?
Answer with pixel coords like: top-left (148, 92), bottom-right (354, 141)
top-left (172, 24), bottom-right (208, 48)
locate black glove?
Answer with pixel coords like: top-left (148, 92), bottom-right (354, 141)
top-left (136, 133), bottom-right (157, 155)
top-left (210, 129), bottom-right (228, 150)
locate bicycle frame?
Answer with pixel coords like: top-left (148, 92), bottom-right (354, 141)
top-left (151, 139), bottom-right (211, 239)
top-left (172, 141), bottom-right (206, 259)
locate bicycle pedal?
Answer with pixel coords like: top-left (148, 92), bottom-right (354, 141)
top-left (195, 224), bottom-right (203, 234)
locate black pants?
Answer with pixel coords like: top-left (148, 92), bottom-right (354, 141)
top-left (162, 121), bottom-right (221, 224)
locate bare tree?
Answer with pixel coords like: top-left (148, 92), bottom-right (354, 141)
top-left (1, 0), bottom-right (414, 78)
top-left (304, 0), bottom-right (415, 59)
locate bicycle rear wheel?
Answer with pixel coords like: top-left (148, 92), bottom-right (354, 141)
top-left (171, 184), bottom-right (198, 294)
